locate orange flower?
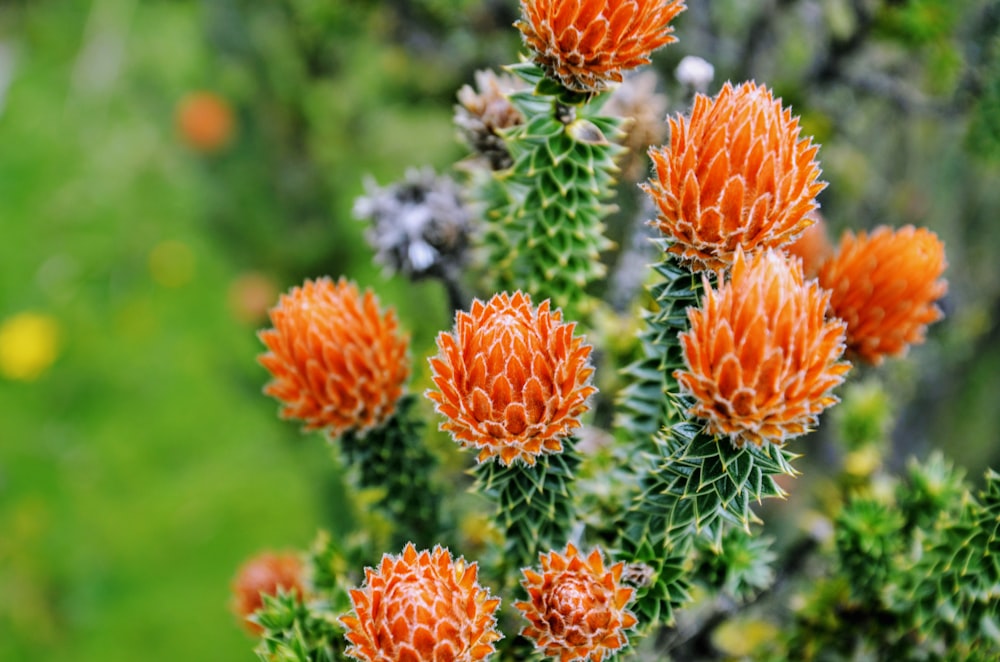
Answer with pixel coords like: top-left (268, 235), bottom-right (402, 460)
top-left (645, 82), bottom-right (826, 272)
top-left (676, 249), bottom-right (850, 447)
top-left (784, 211), bottom-right (834, 279)
top-left (818, 225), bottom-right (947, 365)
top-left (516, 0), bottom-right (686, 93)
top-left (232, 552), bottom-right (306, 634)
top-left (515, 543), bottom-right (637, 662)
top-left (258, 277), bottom-right (409, 438)
top-left (176, 91), bottom-right (235, 153)
top-left (426, 292), bottom-right (596, 466)
top-left (340, 543), bottom-right (502, 662)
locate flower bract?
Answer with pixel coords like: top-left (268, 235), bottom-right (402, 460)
top-left (817, 225), bottom-right (947, 365)
top-left (516, 0), bottom-right (686, 93)
top-left (340, 543), bottom-right (501, 662)
top-left (258, 277), bottom-right (409, 438)
top-left (515, 543), bottom-right (638, 662)
top-left (676, 249), bottom-right (850, 447)
top-left (231, 552), bottom-right (306, 634)
top-left (645, 81), bottom-right (826, 271)
top-left (426, 291), bottom-right (596, 466)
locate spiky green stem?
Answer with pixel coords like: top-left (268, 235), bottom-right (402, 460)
top-left (474, 438), bottom-right (580, 586)
top-left (481, 63), bottom-right (623, 321)
top-left (616, 248), bottom-right (704, 450)
top-left (339, 395), bottom-right (441, 549)
top-left (617, 422), bottom-right (798, 627)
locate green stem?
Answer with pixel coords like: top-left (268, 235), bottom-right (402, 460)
top-left (474, 438), bottom-right (580, 586)
top-left (339, 395), bottom-right (442, 549)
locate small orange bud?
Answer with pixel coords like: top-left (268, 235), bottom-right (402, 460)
top-left (231, 552), bottom-right (305, 634)
top-left (516, 0), bottom-right (686, 93)
top-left (676, 249), bottom-right (850, 447)
top-left (645, 82), bottom-right (826, 272)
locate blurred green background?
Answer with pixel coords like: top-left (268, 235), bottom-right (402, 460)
top-left (1, 0), bottom-right (998, 660)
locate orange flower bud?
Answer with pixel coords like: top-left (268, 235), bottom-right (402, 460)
top-left (516, 543), bottom-right (638, 662)
top-left (645, 82), bottom-right (826, 272)
top-left (818, 225), bottom-right (947, 365)
top-left (340, 543), bottom-right (502, 662)
top-left (426, 292), bottom-right (596, 466)
top-left (258, 278), bottom-right (409, 438)
top-left (676, 249), bottom-right (850, 447)
top-left (516, 0), bottom-right (686, 93)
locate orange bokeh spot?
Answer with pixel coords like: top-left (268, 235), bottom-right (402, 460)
top-left (176, 91), bottom-right (235, 153)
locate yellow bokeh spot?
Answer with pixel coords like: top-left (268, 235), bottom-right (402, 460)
top-left (149, 240), bottom-right (195, 287)
top-left (0, 312), bottom-right (61, 381)
top-left (712, 617), bottom-right (779, 657)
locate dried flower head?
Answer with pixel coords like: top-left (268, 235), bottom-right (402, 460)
top-left (426, 291), bottom-right (596, 466)
top-left (604, 70), bottom-right (669, 181)
top-left (818, 225), bottom-right (947, 365)
top-left (455, 69), bottom-right (526, 170)
top-left (784, 211), bottom-right (833, 279)
top-left (232, 552), bottom-right (306, 634)
top-left (353, 168), bottom-right (472, 280)
top-left (516, 543), bottom-right (638, 662)
top-left (340, 543), bottom-right (502, 662)
top-left (676, 249), bottom-right (850, 447)
top-left (176, 91), bottom-right (235, 153)
top-left (516, 0), bottom-right (686, 93)
top-left (645, 81), bottom-right (826, 272)
top-left (258, 277), bottom-right (409, 438)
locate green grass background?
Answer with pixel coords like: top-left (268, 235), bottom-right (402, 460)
top-left (0, 1), bottom-right (457, 659)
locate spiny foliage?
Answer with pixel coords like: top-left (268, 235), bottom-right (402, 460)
top-left (482, 62), bottom-right (624, 320)
top-left (617, 422), bottom-right (795, 627)
top-left (834, 496), bottom-right (905, 604)
top-left (474, 437), bottom-right (580, 586)
top-left (339, 395), bottom-right (442, 549)
top-left (253, 590), bottom-right (344, 662)
top-left (904, 469), bottom-right (1000, 652)
top-left (616, 250), bottom-right (704, 447)
top-left (693, 526), bottom-right (776, 602)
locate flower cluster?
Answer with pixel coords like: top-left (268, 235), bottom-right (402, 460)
top-left (676, 249), bottom-right (850, 447)
top-left (340, 543), bottom-right (501, 661)
top-left (645, 81), bottom-right (826, 272)
top-left (258, 277), bottom-right (409, 438)
top-left (516, 543), bottom-right (638, 661)
top-left (427, 291), bottom-right (596, 466)
top-left (516, 0), bottom-right (686, 93)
